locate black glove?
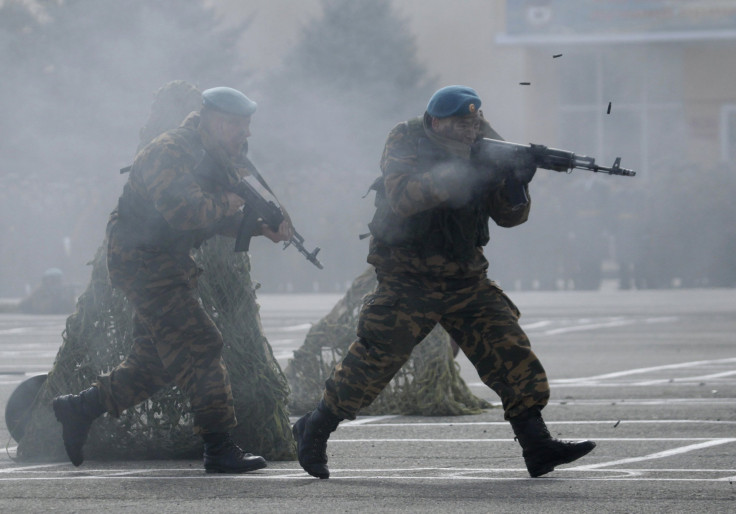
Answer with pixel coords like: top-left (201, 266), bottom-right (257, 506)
top-left (503, 179), bottom-right (529, 211)
top-left (505, 154), bottom-right (535, 211)
top-left (512, 152), bottom-right (537, 184)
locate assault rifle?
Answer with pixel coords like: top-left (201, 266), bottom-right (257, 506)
top-left (121, 159), bottom-right (323, 269)
top-left (471, 138), bottom-right (636, 208)
top-left (232, 177), bottom-right (323, 269)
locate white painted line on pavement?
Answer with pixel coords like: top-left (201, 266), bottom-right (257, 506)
top-left (2, 467), bottom-right (735, 482)
top-left (554, 357), bottom-right (736, 384)
top-left (543, 318), bottom-right (636, 335)
top-left (272, 323), bottom-right (313, 332)
top-left (632, 369), bottom-right (736, 385)
top-left (643, 316), bottom-right (680, 324)
top-left (520, 320), bottom-right (553, 330)
top-left (568, 438), bottom-right (736, 470)
top-left (0, 371), bottom-right (50, 383)
top-left (525, 316), bottom-right (677, 337)
top-left (547, 398), bottom-right (736, 405)
top-left (329, 437), bottom-right (731, 443)
top-left (549, 381), bottom-right (736, 387)
top-left (342, 419), bottom-right (736, 427)
top-left (469, 381), bottom-right (736, 391)
top-left (0, 328), bottom-right (32, 335)
top-left (331, 438), bottom-right (513, 442)
top-left (0, 463), bottom-right (60, 474)
top-left (342, 415), bottom-right (399, 426)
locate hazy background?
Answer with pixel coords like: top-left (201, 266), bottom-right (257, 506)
top-left (1, 0), bottom-right (734, 299)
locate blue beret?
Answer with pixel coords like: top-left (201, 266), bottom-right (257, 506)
top-left (202, 87), bottom-right (257, 117)
top-left (426, 85), bottom-right (481, 118)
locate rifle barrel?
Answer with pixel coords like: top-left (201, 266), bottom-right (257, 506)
top-left (593, 157), bottom-right (636, 176)
top-left (289, 234), bottom-right (323, 269)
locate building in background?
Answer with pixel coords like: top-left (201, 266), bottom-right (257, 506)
top-left (496, 0), bottom-right (736, 176)
top-left (485, 0), bottom-right (736, 290)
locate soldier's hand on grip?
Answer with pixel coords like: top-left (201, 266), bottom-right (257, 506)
top-left (224, 192), bottom-right (246, 217)
top-left (262, 220), bottom-right (292, 243)
top-left (513, 153), bottom-right (537, 184)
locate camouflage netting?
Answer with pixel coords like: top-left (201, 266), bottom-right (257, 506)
top-left (15, 236), bottom-right (296, 462)
top-left (285, 267), bottom-right (492, 416)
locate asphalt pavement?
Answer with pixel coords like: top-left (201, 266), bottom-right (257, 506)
top-left (1, 288), bottom-right (735, 513)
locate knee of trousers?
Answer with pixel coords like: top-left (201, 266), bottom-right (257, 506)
top-left (164, 322), bottom-right (225, 369)
top-left (356, 297), bottom-right (418, 356)
top-left (324, 337), bottom-right (411, 420)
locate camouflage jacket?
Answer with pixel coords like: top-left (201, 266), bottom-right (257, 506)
top-left (110, 113), bottom-right (243, 254)
top-left (367, 115), bottom-right (531, 279)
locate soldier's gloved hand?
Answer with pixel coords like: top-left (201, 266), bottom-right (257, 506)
top-left (262, 220), bottom-right (291, 243)
top-left (512, 153), bottom-right (537, 184)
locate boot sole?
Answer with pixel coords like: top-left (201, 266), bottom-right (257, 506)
top-left (204, 459), bottom-right (267, 474)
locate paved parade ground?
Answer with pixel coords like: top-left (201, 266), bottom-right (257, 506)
top-left (1, 288), bottom-right (735, 512)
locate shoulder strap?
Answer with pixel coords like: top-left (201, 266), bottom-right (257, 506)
top-left (238, 156), bottom-right (277, 197)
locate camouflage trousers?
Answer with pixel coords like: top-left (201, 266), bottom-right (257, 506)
top-left (95, 225), bottom-right (236, 435)
top-left (324, 272), bottom-right (550, 420)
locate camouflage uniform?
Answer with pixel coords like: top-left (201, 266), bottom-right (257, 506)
top-left (97, 112), bottom-right (245, 435)
top-left (323, 114), bottom-right (550, 421)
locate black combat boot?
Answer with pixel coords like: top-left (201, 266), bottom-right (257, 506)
top-left (203, 433), bottom-right (267, 473)
top-left (292, 400), bottom-right (342, 479)
top-left (52, 386), bottom-right (107, 466)
top-left (510, 407), bottom-right (596, 478)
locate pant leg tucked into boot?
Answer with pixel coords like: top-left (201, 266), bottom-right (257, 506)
top-left (510, 407), bottom-right (596, 477)
top-left (52, 386), bottom-right (107, 466)
top-left (292, 400), bottom-right (342, 479)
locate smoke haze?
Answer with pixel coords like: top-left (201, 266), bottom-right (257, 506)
top-left (1, 0), bottom-right (734, 300)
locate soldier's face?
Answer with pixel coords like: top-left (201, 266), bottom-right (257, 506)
top-left (214, 113), bottom-right (252, 157)
top-left (433, 114), bottom-right (481, 145)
